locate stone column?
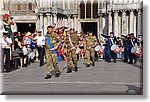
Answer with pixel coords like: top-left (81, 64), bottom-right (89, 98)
top-left (99, 14), bottom-right (103, 40)
top-left (114, 11), bottom-right (119, 37)
top-left (129, 10), bottom-right (134, 33)
top-left (134, 13), bottom-right (137, 37)
top-left (91, 1), bottom-right (93, 19)
top-left (46, 13), bottom-right (51, 26)
top-left (40, 0), bottom-right (42, 7)
top-left (68, 0), bottom-right (70, 9)
top-left (137, 9), bottom-right (142, 36)
top-left (78, 0), bottom-right (80, 19)
top-left (108, 12), bottom-right (112, 34)
top-left (63, 0), bottom-right (65, 9)
top-left (39, 13), bottom-right (44, 34)
top-left (84, 1), bottom-right (87, 19)
top-left (122, 10), bottom-right (127, 35)
top-left (50, 0), bottom-right (52, 7)
top-left (54, 14), bottom-right (57, 28)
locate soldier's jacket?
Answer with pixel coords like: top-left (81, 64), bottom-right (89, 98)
top-left (46, 32), bottom-right (61, 50)
top-left (85, 36), bottom-right (97, 48)
top-left (64, 33), bottom-right (79, 49)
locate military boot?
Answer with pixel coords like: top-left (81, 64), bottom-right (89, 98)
top-left (55, 73), bottom-right (60, 77)
top-left (66, 68), bottom-right (72, 73)
top-left (92, 62), bottom-right (95, 66)
top-left (86, 64), bottom-right (90, 67)
top-left (74, 66), bottom-right (78, 72)
top-left (45, 75), bottom-right (51, 79)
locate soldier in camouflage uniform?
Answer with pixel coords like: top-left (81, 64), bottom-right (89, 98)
top-left (85, 32), bottom-right (97, 67)
top-left (64, 28), bottom-right (80, 73)
top-left (45, 26), bottom-right (62, 79)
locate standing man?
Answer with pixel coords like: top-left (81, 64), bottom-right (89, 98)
top-left (1, 32), bottom-right (12, 72)
top-left (101, 32), bottom-right (117, 63)
top-left (45, 26), bottom-right (62, 79)
top-left (35, 31), bottom-right (45, 67)
top-left (121, 34), bottom-right (130, 62)
top-left (85, 32), bottom-right (97, 67)
top-left (128, 33), bottom-right (139, 64)
top-left (65, 28), bottom-right (79, 73)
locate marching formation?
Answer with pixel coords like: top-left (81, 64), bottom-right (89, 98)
top-left (0, 14), bottom-right (143, 80)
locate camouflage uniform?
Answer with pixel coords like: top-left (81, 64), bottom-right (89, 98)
top-left (45, 32), bottom-right (61, 76)
top-left (65, 33), bottom-right (79, 72)
top-left (85, 36), bottom-right (97, 66)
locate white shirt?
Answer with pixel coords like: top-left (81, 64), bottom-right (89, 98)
top-left (35, 35), bottom-right (45, 46)
top-left (0, 37), bottom-right (12, 48)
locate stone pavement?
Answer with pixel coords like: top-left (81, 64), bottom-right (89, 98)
top-left (1, 59), bottom-right (143, 95)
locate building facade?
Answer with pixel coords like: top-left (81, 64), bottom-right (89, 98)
top-left (2, 0), bottom-right (143, 38)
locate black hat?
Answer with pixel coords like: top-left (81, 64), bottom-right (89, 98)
top-left (129, 33), bottom-right (134, 35)
top-left (47, 25), bottom-right (54, 29)
top-left (37, 31), bottom-right (42, 33)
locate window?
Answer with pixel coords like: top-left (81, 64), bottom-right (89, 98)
top-left (17, 4), bottom-right (21, 11)
top-left (86, 0), bottom-right (91, 18)
top-left (29, 3), bottom-right (32, 10)
top-left (93, 1), bottom-right (98, 18)
top-left (80, 1), bottom-right (85, 19)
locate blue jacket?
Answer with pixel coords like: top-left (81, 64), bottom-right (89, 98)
top-left (101, 34), bottom-right (117, 47)
top-left (129, 38), bottom-right (139, 48)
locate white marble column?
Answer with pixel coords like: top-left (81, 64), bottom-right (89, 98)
top-left (46, 13), bottom-right (51, 26)
top-left (91, 1), bottom-right (93, 19)
top-left (114, 11), bottom-right (119, 37)
top-left (129, 10), bottom-right (134, 33)
top-left (54, 14), bottom-right (57, 28)
top-left (84, 1), bottom-right (86, 19)
top-left (134, 14), bottom-right (137, 37)
top-left (108, 12), bottom-right (112, 33)
top-left (63, 0), bottom-right (65, 9)
top-left (137, 9), bottom-right (142, 36)
top-left (99, 14), bottom-right (103, 40)
top-left (50, 0), bottom-right (52, 7)
top-left (122, 10), bottom-right (127, 35)
top-left (40, 14), bottom-right (44, 34)
top-left (68, 0), bottom-right (70, 9)
top-left (40, 0), bottom-right (42, 7)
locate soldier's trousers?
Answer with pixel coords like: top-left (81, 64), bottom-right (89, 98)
top-left (86, 48), bottom-right (95, 64)
top-left (67, 49), bottom-right (77, 68)
top-left (46, 50), bottom-right (60, 75)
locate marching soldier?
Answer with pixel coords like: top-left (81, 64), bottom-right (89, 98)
top-left (85, 32), bottom-right (97, 67)
top-left (45, 25), bottom-right (62, 79)
top-left (101, 32), bottom-right (117, 63)
top-left (64, 28), bottom-right (79, 73)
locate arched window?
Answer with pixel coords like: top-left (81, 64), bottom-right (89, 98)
top-left (17, 4), bottom-right (21, 11)
top-left (86, 0), bottom-right (91, 18)
top-left (80, 1), bottom-right (85, 19)
top-left (29, 3), bottom-right (32, 10)
top-left (93, 1), bottom-right (98, 18)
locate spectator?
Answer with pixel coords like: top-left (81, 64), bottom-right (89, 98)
top-left (1, 32), bottom-right (12, 72)
top-left (35, 31), bottom-right (45, 67)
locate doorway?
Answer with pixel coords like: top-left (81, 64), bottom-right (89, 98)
top-left (81, 22), bottom-right (97, 37)
top-left (17, 23), bottom-right (36, 34)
